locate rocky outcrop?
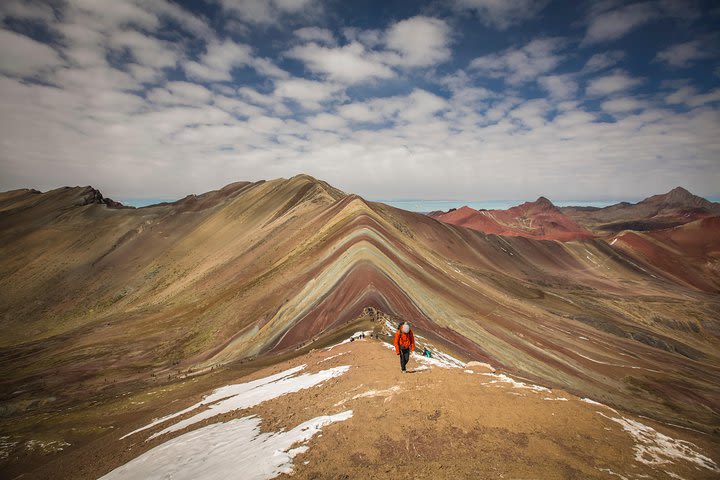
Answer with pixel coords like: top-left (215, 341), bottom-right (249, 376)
top-left (78, 186), bottom-right (133, 209)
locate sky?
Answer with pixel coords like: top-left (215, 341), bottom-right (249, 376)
top-left (0, 0), bottom-right (719, 203)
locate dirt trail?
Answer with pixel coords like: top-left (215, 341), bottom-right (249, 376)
top-left (275, 340), bottom-right (719, 480)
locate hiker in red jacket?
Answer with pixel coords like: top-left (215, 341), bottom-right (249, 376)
top-left (394, 322), bottom-right (415, 373)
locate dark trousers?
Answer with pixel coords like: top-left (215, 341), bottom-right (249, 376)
top-left (399, 348), bottom-right (410, 371)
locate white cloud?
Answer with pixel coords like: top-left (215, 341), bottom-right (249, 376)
top-left (470, 37), bottom-right (566, 85)
top-left (57, 2), bottom-right (207, 76)
top-left (0, 29), bottom-right (64, 77)
top-left (601, 97), bottom-right (647, 113)
top-left (307, 113), bottom-right (347, 131)
top-left (288, 42), bottom-right (394, 84)
top-left (148, 81), bottom-right (213, 106)
top-left (183, 40), bottom-right (252, 82)
top-left (399, 90), bottom-right (449, 121)
top-left (586, 70), bottom-right (643, 96)
top-left (110, 30), bottom-right (179, 68)
top-left (0, 0), bottom-right (56, 23)
top-left (273, 0), bottom-right (314, 13)
top-left (294, 27), bottom-right (335, 45)
top-left (454, 0), bottom-right (549, 29)
top-left (273, 78), bottom-right (343, 109)
top-left (686, 89), bottom-right (720, 108)
top-left (53, 65), bottom-right (140, 93)
top-left (58, 22), bottom-right (107, 68)
top-left (0, 0), bottom-right (718, 204)
top-left (69, 0), bottom-right (159, 31)
top-left (184, 39), bottom-right (288, 82)
top-left (217, 0), bottom-right (319, 24)
top-left (128, 64), bottom-right (164, 83)
top-left (538, 74), bottom-right (578, 99)
top-left (583, 1), bottom-right (657, 44)
top-left (238, 87), bottom-right (280, 107)
top-left (142, 0), bottom-right (213, 38)
top-left (251, 57), bottom-right (289, 79)
top-left (343, 28), bottom-right (383, 48)
top-left (289, 16), bottom-right (452, 84)
top-left (337, 89), bottom-right (447, 126)
top-left (582, 51), bottom-right (625, 73)
top-left (665, 86), bottom-right (720, 108)
top-left (656, 39), bottom-right (715, 68)
top-left (508, 99), bottom-right (550, 129)
top-left (336, 101), bottom-right (384, 124)
top-left (384, 16), bottom-right (452, 67)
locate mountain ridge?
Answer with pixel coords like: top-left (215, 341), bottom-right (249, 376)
top-left (431, 195), bottom-right (594, 241)
top-left (560, 186), bottom-right (720, 233)
top-left (1, 175), bottom-right (719, 458)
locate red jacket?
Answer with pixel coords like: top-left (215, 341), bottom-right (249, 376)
top-left (394, 329), bottom-right (415, 353)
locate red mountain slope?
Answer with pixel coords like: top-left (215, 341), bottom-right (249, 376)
top-left (434, 197), bottom-right (594, 241)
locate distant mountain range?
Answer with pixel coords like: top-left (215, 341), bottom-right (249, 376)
top-left (429, 196), bottom-right (594, 241)
top-left (430, 186), bottom-right (720, 239)
top-left (561, 186), bottom-right (720, 233)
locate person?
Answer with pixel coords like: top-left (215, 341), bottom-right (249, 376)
top-left (394, 322), bottom-right (415, 372)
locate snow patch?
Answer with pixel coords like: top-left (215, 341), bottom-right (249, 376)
top-left (480, 373), bottom-right (551, 392)
top-left (121, 365), bottom-right (307, 439)
top-left (0, 436), bottom-right (18, 460)
top-left (325, 331), bottom-right (372, 350)
top-left (598, 413), bottom-right (718, 473)
top-left (318, 351), bottom-right (348, 363)
top-left (102, 411), bottom-right (353, 480)
top-left (24, 439), bottom-right (70, 454)
top-left (543, 397), bottom-right (568, 401)
top-left (381, 336), bottom-right (464, 369)
top-left (413, 351), bottom-right (463, 369)
top-left (383, 319), bottom-right (396, 333)
top-left (580, 397), bottom-right (619, 413)
top-left (352, 386), bottom-right (401, 400)
top-left (122, 364), bottom-right (349, 440)
top-left (664, 471), bottom-right (686, 480)
top-left (597, 467), bottom-right (628, 479)
top-left (464, 361), bottom-right (495, 372)
top-left (334, 385), bottom-right (402, 407)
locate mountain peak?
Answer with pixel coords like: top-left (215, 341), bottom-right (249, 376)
top-left (515, 196), bottom-right (556, 212)
top-left (668, 186), bottom-right (691, 195)
top-left (71, 186), bottom-right (130, 209)
top-left (643, 186), bottom-right (714, 210)
top-left (665, 186), bottom-right (695, 201)
top-left (288, 173), bottom-right (324, 186)
top-left (534, 196), bottom-right (555, 208)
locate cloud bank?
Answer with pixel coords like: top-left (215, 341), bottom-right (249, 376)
top-left (0, 0), bottom-right (718, 202)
